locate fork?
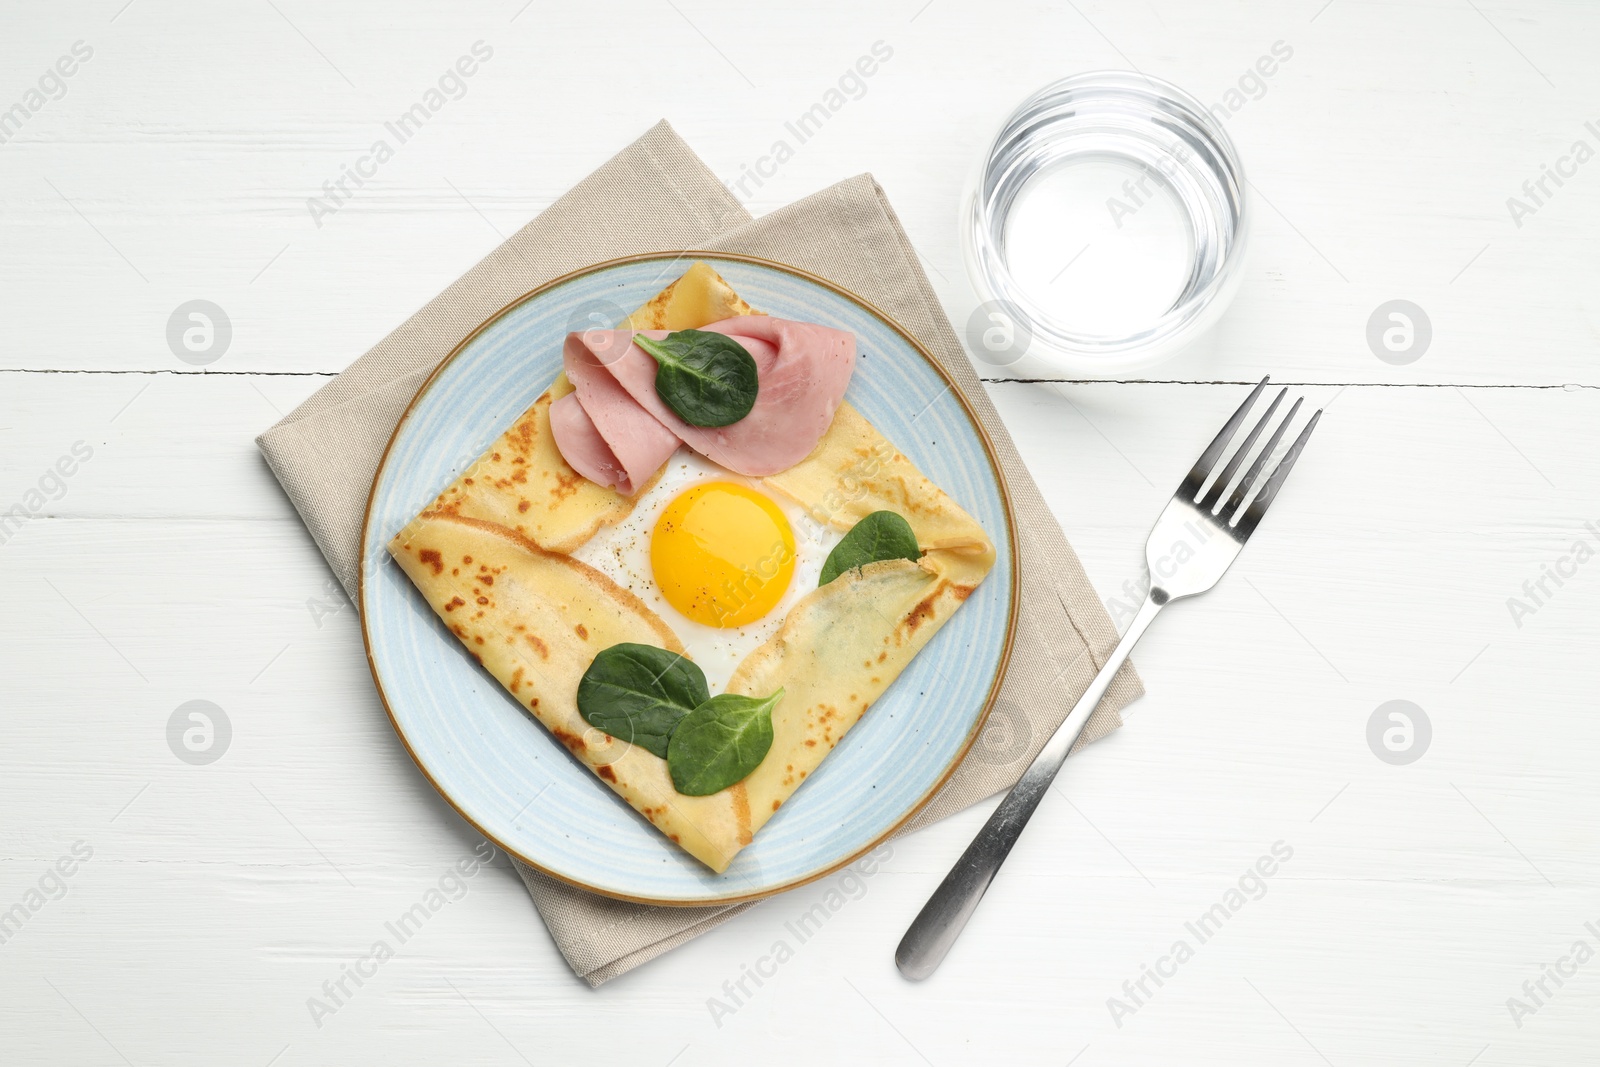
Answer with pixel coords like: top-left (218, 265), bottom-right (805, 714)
top-left (895, 377), bottom-right (1321, 980)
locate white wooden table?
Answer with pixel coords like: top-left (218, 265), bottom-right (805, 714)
top-left (4, 2), bottom-right (1597, 1063)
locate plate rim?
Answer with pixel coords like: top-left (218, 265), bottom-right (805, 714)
top-left (358, 250), bottom-right (1021, 906)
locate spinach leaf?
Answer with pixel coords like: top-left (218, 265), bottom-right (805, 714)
top-left (633, 330), bottom-right (759, 428)
top-left (576, 643), bottom-right (709, 759)
top-left (818, 510), bottom-right (921, 586)
top-left (667, 689), bottom-right (783, 796)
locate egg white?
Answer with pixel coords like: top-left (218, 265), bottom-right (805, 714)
top-left (569, 450), bottom-right (843, 695)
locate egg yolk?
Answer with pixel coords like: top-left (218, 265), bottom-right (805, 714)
top-left (651, 481), bottom-right (796, 628)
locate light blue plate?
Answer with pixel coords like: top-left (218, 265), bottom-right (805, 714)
top-left (361, 254), bottom-right (1016, 905)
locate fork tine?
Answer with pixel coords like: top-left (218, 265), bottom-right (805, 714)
top-left (1220, 395), bottom-right (1301, 519)
top-left (1201, 387), bottom-right (1286, 512)
top-left (1178, 377), bottom-right (1269, 502)
top-left (1232, 408), bottom-right (1321, 540)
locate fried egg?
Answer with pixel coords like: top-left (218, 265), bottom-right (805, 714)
top-left (569, 451), bottom-right (841, 693)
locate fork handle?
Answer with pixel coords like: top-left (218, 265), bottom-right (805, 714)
top-left (895, 594), bottom-right (1164, 980)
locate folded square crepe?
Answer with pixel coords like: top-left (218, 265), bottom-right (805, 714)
top-left (387, 263), bottom-right (995, 873)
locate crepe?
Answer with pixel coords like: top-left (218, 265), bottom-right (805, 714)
top-left (389, 264), bottom-right (995, 874)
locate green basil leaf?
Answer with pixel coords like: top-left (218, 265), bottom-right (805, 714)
top-left (576, 643), bottom-right (709, 760)
top-left (818, 510), bottom-right (921, 586)
top-left (633, 330), bottom-right (759, 428)
top-left (667, 689), bottom-right (783, 796)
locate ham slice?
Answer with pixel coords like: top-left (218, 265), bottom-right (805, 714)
top-left (551, 332), bottom-right (680, 494)
top-left (551, 316), bottom-right (856, 489)
top-left (548, 393), bottom-right (625, 493)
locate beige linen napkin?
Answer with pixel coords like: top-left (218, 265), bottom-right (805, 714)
top-left (257, 120), bottom-right (1142, 986)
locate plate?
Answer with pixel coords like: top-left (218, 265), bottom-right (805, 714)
top-left (361, 252), bottom-right (1018, 905)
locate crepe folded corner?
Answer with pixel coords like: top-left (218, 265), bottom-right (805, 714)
top-left (387, 262), bottom-right (997, 875)
top-left (624, 259), bottom-right (763, 330)
top-left (389, 512), bottom-right (754, 871)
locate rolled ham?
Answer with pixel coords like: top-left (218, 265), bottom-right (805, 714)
top-left (549, 316), bottom-right (856, 492)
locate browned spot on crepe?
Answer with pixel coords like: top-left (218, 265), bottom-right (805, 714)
top-left (730, 782), bottom-right (752, 846)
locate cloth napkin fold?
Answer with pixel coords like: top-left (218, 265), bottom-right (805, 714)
top-left (257, 120), bottom-right (1142, 986)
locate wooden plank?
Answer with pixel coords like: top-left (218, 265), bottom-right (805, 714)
top-left (2, 374), bottom-right (1597, 1061)
top-left (0, 2), bottom-right (1594, 383)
